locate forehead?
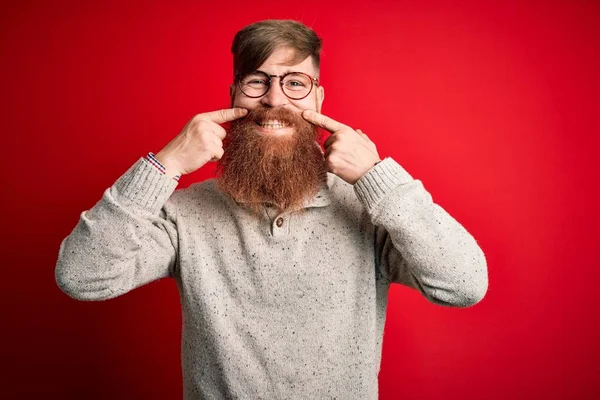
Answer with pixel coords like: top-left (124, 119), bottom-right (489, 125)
top-left (257, 46), bottom-right (318, 76)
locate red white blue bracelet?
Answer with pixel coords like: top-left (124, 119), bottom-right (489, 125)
top-left (146, 152), bottom-right (181, 182)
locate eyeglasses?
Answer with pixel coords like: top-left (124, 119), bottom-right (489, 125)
top-left (236, 70), bottom-right (320, 100)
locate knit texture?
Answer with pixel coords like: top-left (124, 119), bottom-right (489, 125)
top-left (55, 156), bottom-right (488, 399)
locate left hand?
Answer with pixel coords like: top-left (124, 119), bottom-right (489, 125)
top-left (302, 110), bottom-right (381, 185)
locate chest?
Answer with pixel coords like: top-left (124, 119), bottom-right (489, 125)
top-left (177, 205), bottom-right (375, 315)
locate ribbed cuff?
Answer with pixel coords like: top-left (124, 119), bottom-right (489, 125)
top-left (353, 157), bottom-right (414, 214)
top-left (113, 157), bottom-right (179, 215)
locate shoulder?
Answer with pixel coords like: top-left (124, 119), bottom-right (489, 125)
top-left (166, 178), bottom-right (232, 216)
top-left (325, 172), bottom-right (366, 217)
top-left (326, 172), bottom-right (354, 200)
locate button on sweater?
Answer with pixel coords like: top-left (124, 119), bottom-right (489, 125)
top-left (55, 156), bottom-right (488, 399)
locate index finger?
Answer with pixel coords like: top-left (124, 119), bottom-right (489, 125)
top-left (199, 107), bottom-right (248, 124)
top-left (302, 110), bottom-right (347, 133)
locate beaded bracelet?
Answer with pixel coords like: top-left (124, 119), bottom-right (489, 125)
top-left (146, 152), bottom-right (181, 182)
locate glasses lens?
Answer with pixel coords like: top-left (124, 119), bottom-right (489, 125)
top-left (281, 73), bottom-right (313, 99)
top-left (239, 71), bottom-right (270, 97)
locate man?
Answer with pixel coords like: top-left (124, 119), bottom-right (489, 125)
top-left (56, 19), bottom-right (488, 399)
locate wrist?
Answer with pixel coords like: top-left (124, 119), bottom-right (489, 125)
top-left (147, 152), bottom-right (182, 181)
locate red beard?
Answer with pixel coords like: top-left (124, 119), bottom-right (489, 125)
top-left (216, 106), bottom-right (326, 215)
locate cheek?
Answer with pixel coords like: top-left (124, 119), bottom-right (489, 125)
top-left (232, 95), bottom-right (259, 108)
top-left (292, 98), bottom-right (318, 112)
top-left (231, 88), bottom-right (255, 108)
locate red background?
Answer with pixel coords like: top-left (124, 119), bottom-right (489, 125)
top-left (2, 0), bottom-right (599, 398)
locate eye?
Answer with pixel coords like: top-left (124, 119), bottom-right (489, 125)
top-left (287, 80), bottom-right (305, 87)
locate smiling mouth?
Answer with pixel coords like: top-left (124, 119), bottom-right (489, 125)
top-left (256, 119), bottom-right (288, 129)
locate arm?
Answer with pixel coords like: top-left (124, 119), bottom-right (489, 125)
top-left (354, 158), bottom-right (488, 308)
top-left (55, 158), bottom-right (179, 301)
top-left (56, 108), bottom-right (249, 301)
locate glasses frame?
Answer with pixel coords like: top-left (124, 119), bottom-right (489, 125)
top-left (235, 70), bottom-right (320, 100)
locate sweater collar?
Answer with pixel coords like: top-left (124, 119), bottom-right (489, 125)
top-left (301, 172), bottom-right (334, 208)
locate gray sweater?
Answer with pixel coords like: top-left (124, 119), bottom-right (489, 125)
top-left (55, 156), bottom-right (488, 399)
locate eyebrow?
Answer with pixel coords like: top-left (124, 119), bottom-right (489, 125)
top-left (249, 69), bottom-right (320, 83)
top-left (257, 69), bottom-right (296, 76)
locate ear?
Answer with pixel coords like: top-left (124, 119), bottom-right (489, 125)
top-left (316, 85), bottom-right (325, 113)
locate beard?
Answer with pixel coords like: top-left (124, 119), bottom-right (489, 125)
top-left (215, 106), bottom-right (326, 215)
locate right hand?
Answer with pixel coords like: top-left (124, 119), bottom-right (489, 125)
top-left (154, 107), bottom-right (248, 178)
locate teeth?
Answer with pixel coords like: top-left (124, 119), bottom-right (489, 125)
top-left (259, 119), bottom-right (287, 129)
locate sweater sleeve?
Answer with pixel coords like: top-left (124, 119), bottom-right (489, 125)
top-left (354, 157), bottom-right (488, 308)
top-left (55, 157), bottom-right (180, 301)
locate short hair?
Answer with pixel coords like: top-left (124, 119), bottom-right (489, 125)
top-left (231, 19), bottom-right (323, 78)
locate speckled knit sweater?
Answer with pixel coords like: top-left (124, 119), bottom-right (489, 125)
top-left (55, 156), bottom-right (488, 399)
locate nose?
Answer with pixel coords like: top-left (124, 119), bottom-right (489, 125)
top-left (260, 78), bottom-right (290, 108)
